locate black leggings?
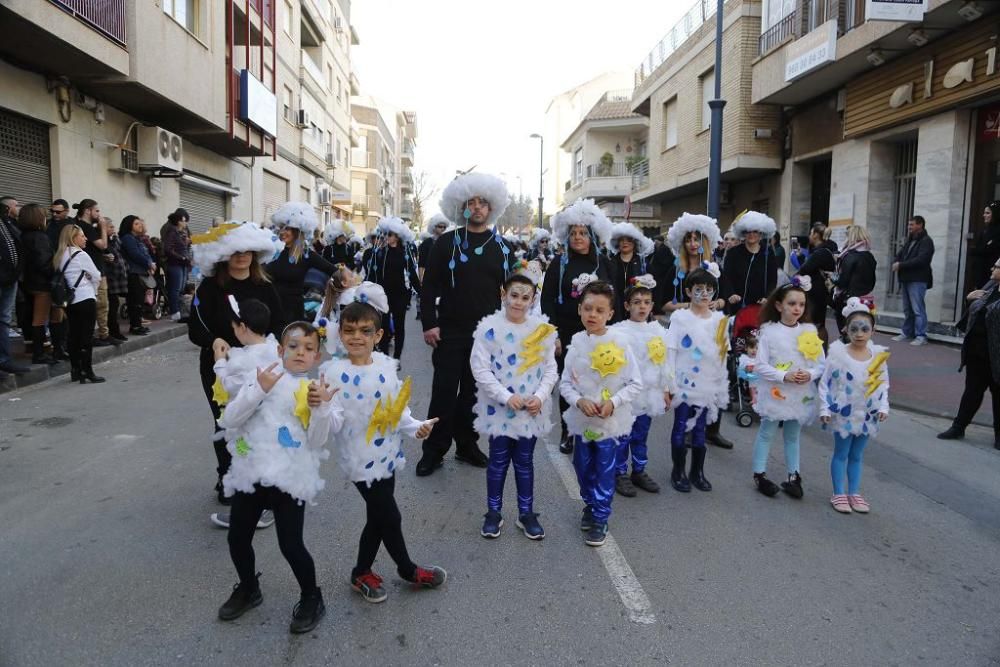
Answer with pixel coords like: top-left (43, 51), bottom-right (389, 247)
top-left (377, 296), bottom-right (409, 360)
top-left (66, 298), bottom-right (96, 370)
top-left (955, 350), bottom-right (1000, 432)
top-left (353, 475), bottom-right (416, 580)
top-left (199, 350), bottom-right (230, 478)
top-left (228, 485), bottom-right (317, 595)
top-left (126, 274), bottom-right (145, 328)
top-left (107, 292), bottom-right (123, 338)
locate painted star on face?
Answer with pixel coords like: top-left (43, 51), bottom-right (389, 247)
top-left (293, 379), bottom-right (312, 429)
top-left (590, 342), bottom-right (627, 378)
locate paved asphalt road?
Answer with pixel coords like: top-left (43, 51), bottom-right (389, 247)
top-left (2, 319), bottom-right (1000, 666)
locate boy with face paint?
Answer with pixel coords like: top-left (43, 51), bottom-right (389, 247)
top-left (470, 272), bottom-right (559, 540)
top-left (665, 268), bottom-right (731, 493)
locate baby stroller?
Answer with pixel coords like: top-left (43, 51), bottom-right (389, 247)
top-left (729, 303), bottom-right (761, 428)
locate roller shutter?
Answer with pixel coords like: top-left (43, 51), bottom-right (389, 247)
top-left (263, 171), bottom-right (288, 222)
top-left (179, 181), bottom-right (226, 235)
top-left (0, 109), bottom-right (52, 206)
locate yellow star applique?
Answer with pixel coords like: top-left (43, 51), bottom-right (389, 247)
top-left (797, 330), bottom-right (824, 362)
top-left (647, 337), bottom-right (666, 365)
top-left (517, 323), bottom-right (557, 375)
top-left (365, 377), bottom-right (412, 443)
top-left (293, 379), bottom-right (312, 429)
top-left (590, 342), bottom-right (627, 378)
top-left (212, 377), bottom-right (229, 407)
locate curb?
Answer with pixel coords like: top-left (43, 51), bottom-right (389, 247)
top-left (889, 398), bottom-right (992, 430)
top-left (0, 323), bottom-right (188, 394)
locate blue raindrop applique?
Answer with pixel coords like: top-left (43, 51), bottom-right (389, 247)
top-left (379, 374), bottom-right (386, 383)
top-left (448, 259), bottom-right (456, 270)
top-left (485, 328), bottom-right (495, 341)
top-left (681, 334), bottom-right (693, 349)
top-left (840, 404), bottom-right (852, 417)
top-left (374, 438), bottom-right (385, 447)
top-left (507, 354), bottom-right (517, 366)
top-left (846, 372), bottom-right (854, 382)
top-left (353, 375), bottom-right (361, 386)
top-left (506, 408), bottom-right (516, 418)
top-left (495, 361), bottom-right (503, 370)
top-left (396, 450), bottom-right (405, 458)
top-left (505, 332), bottom-right (515, 343)
top-left (374, 391), bottom-right (381, 399)
top-left (518, 385), bottom-right (526, 394)
top-left (691, 347), bottom-right (704, 362)
top-left (692, 366), bottom-right (700, 374)
top-left (388, 461), bottom-right (395, 472)
top-left (832, 370), bottom-right (840, 379)
top-left (341, 372), bottom-right (350, 383)
top-left (343, 392), bottom-right (351, 400)
top-left (364, 461), bottom-right (375, 469)
top-left (278, 426), bottom-right (301, 449)
top-left (487, 405), bottom-right (496, 416)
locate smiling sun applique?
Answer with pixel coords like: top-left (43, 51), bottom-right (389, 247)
top-left (590, 342), bottom-right (627, 378)
top-left (797, 330), bottom-right (823, 362)
top-left (646, 337), bottom-right (666, 365)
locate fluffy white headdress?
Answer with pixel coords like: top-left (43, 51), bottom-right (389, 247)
top-left (352, 281), bottom-right (390, 314)
top-left (730, 210), bottom-right (776, 240)
top-left (426, 213), bottom-right (450, 233)
top-left (550, 199), bottom-right (613, 248)
top-left (610, 222), bottom-right (654, 257)
top-left (322, 220), bottom-right (348, 245)
top-left (510, 259), bottom-right (544, 286)
top-left (439, 172), bottom-right (510, 226)
top-left (271, 201), bottom-right (319, 237)
top-left (841, 296), bottom-right (876, 319)
top-left (377, 216), bottom-right (415, 244)
top-left (629, 274), bottom-right (657, 290)
top-left (666, 213), bottom-right (722, 254)
top-left (191, 222), bottom-right (283, 277)
top-left (530, 228), bottom-right (551, 248)
top-left (349, 234), bottom-right (363, 245)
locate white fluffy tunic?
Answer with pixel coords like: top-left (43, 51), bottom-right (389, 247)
top-left (213, 336), bottom-right (280, 398)
top-left (611, 319), bottom-right (672, 417)
top-left (754, 321), bottom-right (826, 424)
top-left (559, 329), bottom-right (643, 441)
top-left (470, 311), bottom-right (559, 439)
top-left (818, 340), bottom-right (890, 438)
top-left (219, 372), bottom-right (338, 504)
top-left (319, 353), bottom-right (424, 486)
top-left (665, 309), bottom-right (730, 426)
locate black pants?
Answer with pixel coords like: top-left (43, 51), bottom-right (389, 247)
top-left (66, 298), bottom-right (96, 371)
top-left (199, 349), bottom-right (231, 478)
top-left (107, 292), bottom-right (123, 338)
top-left (353, 475), bottom-right (416, 579)
top-left (126, 274), bottom-right (145, 329)
top-left (423, 336), bottom-right (478, 460)
top-left (228, 485), bottom-right (317, 595)
top-left (377, 295), bottom-right (409, 360)
top-left (955, 352), bottom-right (1000, 432)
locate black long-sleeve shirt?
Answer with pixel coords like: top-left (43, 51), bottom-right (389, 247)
top-left (420, 228), bottom-right (506, 340)
top-left (720, 243), bottom-right (778, 313)
top-left (268, 247), bottom-right (335, 324)
top-left (540, 250), bottom-right (614, 340)
top-left (795, 240), bottom-right (837, 322)
top-left (371, 244), bottom-right (420, 303)
top-left (610, 253), bottom-right (645, 321)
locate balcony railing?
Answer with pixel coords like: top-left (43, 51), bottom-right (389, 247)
top-left (351, 149), bottom-right (375, 169)
top-left (400, 200), bottom-right (414, 217)
top-left (51, 0), bottom-right (127, 47)
top-left (636, 0), bottom-right (723, 85)
top-left (759, 0), bottom-right (868, 57)
top-left (301, 51), bottom-right (325, 90)
top-left (630, 159), bottom-right (650, 191)
top-left (352, 194), bottom-right (376, 211)
top-left (585, 162), bottom-right (630, 179)
top-left (759, 11), bottom-right (797, 56)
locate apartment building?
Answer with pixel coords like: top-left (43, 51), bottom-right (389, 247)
top-left (751, 0), bottom-right (1000, 334)
top-left (561, 91), bottom-right (661, 233)
top-left (630, 0), bottom-right (783, 233)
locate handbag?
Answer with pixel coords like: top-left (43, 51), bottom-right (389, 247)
top-left (51, 251), bottom-right (86, 308)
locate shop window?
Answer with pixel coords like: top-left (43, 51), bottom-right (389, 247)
top-left (889, 139), bottom-right (918, 294)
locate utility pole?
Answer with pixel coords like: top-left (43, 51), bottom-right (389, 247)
top-left (707, 0), bottom-right (726, 220)
top-left (530, 133), bottom-right (544, 226)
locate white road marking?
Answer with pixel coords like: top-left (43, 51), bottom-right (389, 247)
top-left (544, 439), bottom-right (657, 625)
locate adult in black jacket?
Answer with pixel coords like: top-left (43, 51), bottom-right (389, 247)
top-left (418, 173), bottom-right (512, 476)
top-left (608, 222), bottom-right (653, 321)
top-left (46, 198), bottom-right (71, 250)
top-left (648, 239), bottom-right (675, 313)
top-left (967, 201), bottom-right (1000, 294)
top-left (0, 197), bottom-right (29, 375)
top-left (832, 225), bottom-right (877, 332)
top-left (720, 211), bottom-right (779, 315)
top-left (119, 216), bottom-right (156, 336)
top-left (269, 202), bottom-right (334, 325)
top-left (369, 219), bottom-right (421, 361)
top-left (188, 225), bottom-right (284, 504)
top-left (541, 200), bottom-right (615, 453)
top-left (418, 214), bottom-right (449, 283)
top-left (16, 204), bottom-right (58, 364)
top-left (320, 221), bottom-right (355, 269)
top-left (793, 223), bottom-right (838, 343)
top-left (892, 215), bottom-right (935, 344)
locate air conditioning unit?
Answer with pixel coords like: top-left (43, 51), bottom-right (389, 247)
top-left (318, 187), bottom-right (333, 206)
top-left (108, 146), bottom-right (139, 174)
top-left (295, 109), bottom-right (310, 128)
top-left (334, 17), bottom-right (343, 33)
top-left (137, 126), bottom-right (183, 173)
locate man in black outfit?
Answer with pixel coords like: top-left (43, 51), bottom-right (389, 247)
top-left (418, 214), bottom-right (449, 283)
top-left (417, 172), bottom-right (511, 476)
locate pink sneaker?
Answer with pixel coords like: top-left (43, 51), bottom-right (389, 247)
top-left (830, 495), bottom-right (852, 514)
top-left (847, 494), bottom-right (870, 513)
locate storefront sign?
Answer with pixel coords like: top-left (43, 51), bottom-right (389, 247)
top-left (866, 0), bottom-right (928, 22)
top-left (239, 70), bottom-right (278, 138)
top-left (784, 20), bottom-right (838, 82)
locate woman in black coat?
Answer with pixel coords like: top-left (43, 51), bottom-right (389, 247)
top-left (268, 203), bottom-right (335, 325)
top-left (366, 222), bottom-right (421, 361)
top-left (968, 201), bottom-right (1000, 294)
top-left (17, 204), bottom-right (58, 364)
top-left (119, 216), bottom-right (156, 336)
top-left (793, 223), bottom-right (838, 343)
top-left (832, 225), bottom-right (877, 332)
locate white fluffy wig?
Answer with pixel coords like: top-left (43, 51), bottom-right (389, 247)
top-left (439, 172), bottom-right (509, 226)
top-left (550, 199), bottom-right (613, 249)
top-left (377, 216), bottom-right (415, 244)
top-left (730, 210), bottom-right (777, 240)
top-left (191, 222), bottom-right (283, 277)
top-left (322, 220), bottom-right (348, 246)
top-left (610, 222), bottom-right (654, 257)
top-left (426, 213), bottom-right (450, 233)
top-left (271, 201), bottom-right (320, 237)
top-left (530, 227), bottom-right (551, 248)
top-left (666, 213), bottom-right (722, 255)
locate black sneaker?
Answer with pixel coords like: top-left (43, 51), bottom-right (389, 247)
top-left (481, 510), bottom-right (503, 538)
top-left (455, 447), bottom-right (488, 467)
top-left (580, 506), bottom-right (595, 532)
top-left (289, 588), bottom-right (325, 634)
top-left (630, 471), bottom-right (661, 493)
top-left (937, 425), bottom-right (965, 440)
top-left (218, 578), bottom-right (263, 620)
top-left (781, 473), bottom-right (804, 499)
top-left (584, 522), bottom-right (607, 547)
top-left (415, 454), bottom-right (443, 477)
top-left (92, 337), bottom-right (114, 348)
top-left (516, 512), bottom-right (545, 540)
top-left (615, 474), bottom-right (638, 497)
top-left (351, 570), bottom-right (388, 603)
top-left (754, 473), bottom-right (780, 497)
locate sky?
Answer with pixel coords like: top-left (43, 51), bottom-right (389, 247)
top-left (350, 0), bottom-right (689, 217)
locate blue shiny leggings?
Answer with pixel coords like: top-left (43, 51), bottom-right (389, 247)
top-left (486, 436), bottom-right (536, 515)
top-left (616, 414), bottom-right (652, 475)
top-left (752, 418), bottom-right (801, 474)
top-left (573, 436), bottom-right (617, 524)
top-left (831, 433), bottom-right (869, 495)
top-left (670, 403), bottom-right (708, 449)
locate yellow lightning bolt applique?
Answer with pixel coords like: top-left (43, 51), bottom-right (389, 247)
top-left (517, 323), bottom-right (557, 375)
top-left (715, 316), bottom-right (730, 362)
top-left (797, 330), bottom-right (823, 362)
top-left (212, 377), bottom-right (230, 407)
top-left (293, 379), bottom-right (312, 429)
top-left (365, 377), bottom-right (412, 443)
top-left (190, 223), bottom-right (240, 246)
top-left (865, 350), bottom-right (891, 398)
top-left (647, 336), bottom-right (666, 365)
top-left (590, 342), bottom-right (626, 378)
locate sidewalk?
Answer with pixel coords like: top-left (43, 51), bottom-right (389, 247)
top-left (1, 318), bottom-right (188, 394)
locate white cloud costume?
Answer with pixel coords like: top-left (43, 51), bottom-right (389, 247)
top-left (754, 322), bottom-right (826, 424)
top-left (610, 319), bottom-right (672, 418)
top-left (469, 311), bottom-right (559, 439)
top-left (666, 309), bottom-right (730, 427)
top-left (219, 373), bottom-right (339, 504)
top-left (212, 336), bottom-right (280, 398)
top-left (818, 340), bottom-right (890, 438)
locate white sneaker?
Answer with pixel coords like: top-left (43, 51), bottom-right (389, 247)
top-left (910, 336), bottom-right (928, 346)
top-left (210, 510), bottom-right (273, 529)
top-left (170, 312), bottom-right (181, 322)
top-left (210, 512), bottom-right (230, 528)
top-left (256, 510), bottom-right (275, 529)
top-left (891, 334), bottom-right (911, 342)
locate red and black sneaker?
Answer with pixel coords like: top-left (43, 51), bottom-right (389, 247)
top-left (406, 565), bottom-right (447, 589)
top-left (351, 570), bottom-right (387, 603)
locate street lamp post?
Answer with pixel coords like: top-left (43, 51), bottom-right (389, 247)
top-left (707, 0), bottom-right (726, 220)
top-left (529, 133), bottom-right (544, 227)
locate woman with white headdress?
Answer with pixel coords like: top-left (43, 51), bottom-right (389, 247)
top-left (320, 219), bottom-right (354, 269)
top-left (366, 216), bottom-right (421, 362)
top-left (720, 210), bottom-right (779, 314)
top-left (526, 228), bottom-right (554, 269)
top-left (609, 222), bottom-right (654, 320)
top-left (268, 202), bottom-right (336, 324)
top-left (188, 222), bottom-right (285, 504)
top-left (541, 199), bottom-right (615, 454)
top-left (661, 213), bottom-right (724, 316)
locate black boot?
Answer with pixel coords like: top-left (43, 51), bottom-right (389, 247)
top-left (937, 424), bottom-right (965, 440)
top-left (49, 322), bottom-right (68, 361)
top-left (670, 447), bottom-right (691, 492)
top-left (705, 421), bottom-right (734, 449)
top-left (69, 359), bottom-right (82, 382)
top-left (289, 587), bottom-right (326, 634)
top-left (689, 447), bottom-right (712, 492)
top-left (81, 346), bottom-right (105, 383)
top-left (31, 326), bottom-right (57, 365)
top-left (218, 574), bottom-right (263, 620)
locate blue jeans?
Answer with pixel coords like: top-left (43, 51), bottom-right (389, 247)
top-left (900, 281), bottom-right (928, 339)
top-left (486, 435), bottom-right (536, 515)
top-left (616, 414), bottom-right (652, 475)
top-left (0, 283), bottom-right (16, 363)
top-left (670, 403), bottom-right (708, 449)
top-left (166, 265), bottom-right (186, 315)
top-left (831, 433), bottom-right (869, 495)
top-left (573, 436), bottom-right (617, 524)
top-left (751, 418), bottom-right (802, 475)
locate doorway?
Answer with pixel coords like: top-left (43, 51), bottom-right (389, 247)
top-left (809, 157), bottom-right (831, 225)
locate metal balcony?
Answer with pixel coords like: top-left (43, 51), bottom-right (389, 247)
top-left (50, 0), bottom-right (127, 47)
